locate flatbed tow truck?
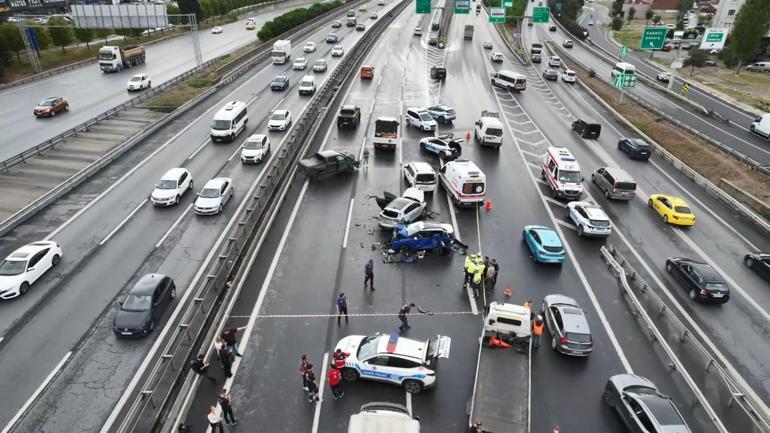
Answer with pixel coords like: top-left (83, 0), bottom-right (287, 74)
top-left (468, 302), bottom-right (531, 433)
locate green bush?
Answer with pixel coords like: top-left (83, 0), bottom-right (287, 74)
top-left (257, 1), bottom-right (342, 41)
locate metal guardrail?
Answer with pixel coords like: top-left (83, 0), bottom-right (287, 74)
top-left (101, 1), bottom-right (410, 432)
top-left (601, 245), bottom-right (770, 433)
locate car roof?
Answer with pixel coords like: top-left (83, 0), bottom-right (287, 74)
top-left (387, 197), bottom-right (415, 211)
top-left (130, 273), bottom-right (169, 295)
top-left (161, 167), bottom-right (187, 180)
top-left (407, 161), bottom-right (434, 173)
top-left (8, 242), bottom-right (51, 260)
top-left (402, 221), bottom-right (453, 236)
top-left (544, 294), bottom-right (579, 307)
top-left (634, 393), bottom-right (690, 431)
top-left (571, 202), bottom-right (607, 220)
top-left (689, 262), bottom-right (724, 281)
top-left (247, 134), bottom-right (266, 141)
top-left (530, 226), bottom-right (562, 246)
top-left (203, 177), bottom-right (230, 189)
top-left (374, 334), bottom-right (425, 360)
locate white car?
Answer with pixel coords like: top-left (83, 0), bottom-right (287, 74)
top-left (483, 41), bottom-right (493, 49)
top-left (331, 45), bottom-right (345, 57)
top-left (126, 73), bottom-right (151, 91)
top-left (656, 71), bottom-right (671, 82)
top-left (211, 26), bottom-right (223, 34)
top-left (298, 75), bottom-right (316, 95)
top-left (370, 12), bottom-right (378, 19)
top-left (0, 241), bottom-right (62, 299)
top-left (414, 26), bottom-right (422, 36)
top-left (403, 162), bottom-right (437, 192)
top-left (292, 58), bottom-right (308, 70)
top-left (240, 134), bottom-right (270, 163)
top-left (567, 201), bottom-right (611, 237)
top-left (151, 167), bottom-right (193, 206)
top-left (548, 55), bottom-right (561, 67)
top-left (404, 107), bottom-right (437, 132)
top-left (194, 177), bottom-right (233, 215)
top-left (562, 69), bottom-right (577, 83)
top-left (303, 41), bottom-right (317, 53)
top-left (378, 187), bottom-right (427, 229)
top-left (313, 59), bottom-right (328, 72)
top-left (268, 109), bottom-right (292, 131)
top-left (490, 52), bottom-right (504, 63)
top-left (334, 333), bottom-right (451, 394)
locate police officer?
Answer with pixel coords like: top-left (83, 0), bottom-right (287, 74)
top-left (398, 303), bottom-right (429, 332)
top-left (464, 254), bottom-right (477, 288)
top-left (472, 257), bottom-right (486, 299)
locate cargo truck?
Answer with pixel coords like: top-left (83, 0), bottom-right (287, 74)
top-left (468, 302), bottom-right (531, 433)
top-left (464, 24), bottom-right (474, 40)
top-left (750, 113), bottom-right (770, 139)
top-left (98, 45), bottom-right (146, 72)
top-left (271, 40), bottom-right (292, 64)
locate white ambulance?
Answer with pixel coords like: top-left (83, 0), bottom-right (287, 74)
top-left (541, 146), bottom-right (583, 200)
top-left (439, 159), bottom-right (486, 207)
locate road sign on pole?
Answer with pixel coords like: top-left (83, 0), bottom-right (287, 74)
top-left (503, 0), bottom-right (513, 6)
top-left (681, 82), bottom-right (689, 94)
top-left (613, 73), bottom-right (636, 88)
top-left (699, 28), bottom-right (728, 50)
top-left (416, 0), bottom-right (431, 14)
top-left (620, 45), bottom-right (629, 57)
top-left (532, 6), bottom-right (550, 23)
top-left (489, 7), bottom-right (506, 23)
top-left (455, 0), bottom-right (470, 14)
top-left (640, 27), bottom-right (667, 50)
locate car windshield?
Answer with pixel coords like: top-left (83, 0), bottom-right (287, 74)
top-left (357, 335), bottom-right (380, 359)
top-left (558, 170), bottom-right (581, 183)
top-left (382, 209), bottom-right (400, 219)
top-left (566, 332), bottom-right (591, 342)
top-left (272, 77), bottom-right (285, 84)
top-left (486, 128), bottom-right (503, 137)
top-left (39, 98), bottom-right (57, 106)
top-left (0, 260), bottom-right (26, 276)
top-left (212, 119), bottom-right (232, 130)
top-left (674, 206), bottom-right (691, 214)
top-left (419, 112), bottom-right (433, 122)
top-left (130, 76), bottom-right (142, 82)
top-left (200, 188), bottom-right (220, 198)
top-left (271, 112), bottom-right (286, 120)
top-left (245, 139), bottom-right (263, 149)
top-left (157, 179), bottom-right (177, 190)
top-left (122, 294), bottom-right (152, 312)
top-left (301, 80), bottom-right (313, 86)
top-left (705, 282), bottom-right (728, 292)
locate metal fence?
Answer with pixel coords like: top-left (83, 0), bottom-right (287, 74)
top-left (601, 245), bottom-right (770, 433)
top-left (100, 1), bottom-right (410, 432)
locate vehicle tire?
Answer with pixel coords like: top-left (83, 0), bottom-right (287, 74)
top-left (551, 338), bottom-right (557, 351)
top-left (175, 195), bottom-right (180, 204)
top-left (603, 390), bottom-right (615, 407)
top-left (689, 289), bottom-right (697, 300)
top-left (230, 133), bottom-right (235, 141)
top-left (438, 116), bottom-right (445, 123)
top-left (148, 81), bottom-right (151, 88)
top-left (577, 225), bottom-right (584, 237)
top-left (52, 254), bottom-right (61, 266)
top-left (541, 170), bottom-right (545, 180)
top-left (745, 256), bottom-right (754, 268)
top-left (341, 368), bottom-right (359, 381)
top-left (604, 190), bottom-right (610, 199)
top-left (591, 173), bottom-right (596, 183)
top-left (665, 261), bottom-right (673, 272)
top-left (64, 104), bottom-right (69, 112)
top-left (149, 319), bottom-right (155, 332)
top-left (647, 199), bottom-right (653, 207)
top-left (663, 214), bottom-right (669, 224)
top-left (403, 380), bottom-right (424, 394)
top-left (51, 109), bottom-right (56, 117)
top-left (218, 204), bottom-right (223, 213)
top-left (20, 281), bottom-right (30, 295)
top-left (188, 180), bottom-right (193, 190)
top-left (171, 287), bottom-right (176, 299)
top-left (420, 141), bottom-right (426, 151)
top-left (617, 142), bottom-right (622, 151)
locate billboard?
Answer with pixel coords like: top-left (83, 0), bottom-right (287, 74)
top-left (71, 4), bottom-right (168, 29)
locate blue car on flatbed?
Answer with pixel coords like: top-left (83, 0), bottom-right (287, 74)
top-left (522, 225), bottom-right (565, 263)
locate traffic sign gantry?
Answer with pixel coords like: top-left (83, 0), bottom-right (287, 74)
top-left (532, 6), bottom-right (550, 23)
top-left (640, 27), bottom-right (667, 50)
top-left (489, 7), bottom-right (506, 23)
top-left (416, 0), bottom-right (430, 14)
top-left (455, 0), bottom-right (470, 14)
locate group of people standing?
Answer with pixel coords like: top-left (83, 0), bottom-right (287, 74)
top-left (299, 349), bottom-right (350, 403)
top-left (463, 253), bottom-right (499, 306)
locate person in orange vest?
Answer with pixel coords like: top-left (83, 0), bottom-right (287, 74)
top-left (532, 315), bottom-right (545, 349)
top-left (333, 348), bottom-right (350, 369)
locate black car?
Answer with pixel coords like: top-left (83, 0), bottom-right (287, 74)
top-left (604, 374), bottom-right (693, 433)
top-left (356, 23), bottom-right (365, 31)
top-left (113, 274), bottom-right (176, 338)
top-left (562, 39), bottom-right (573, 48)
top-left (430, 66), bottom-right (446, 81)
top-left (571, 118), bottom-right (601, 139)
top-left (618, 137), bottom-right (651, 160)
top-left (326, 33), bottom-right (338, 43)
top-left (744, 252), bottom-right (770, 282)
top-left (270, 75), bottom-right (289, 91)
top-left (549, 25), bottom-right (557, 32)
top-left (665, 257), bottom-right (730, 303)
top-left (542, 69), bottom-right (559, 81)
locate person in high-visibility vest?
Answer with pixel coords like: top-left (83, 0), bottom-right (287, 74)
top-left (532, 315), bottom-right (545, 349)
top-left (464, 255), bottom-right (476, 288)
top-left (472, 259), bottom-right (485, 299)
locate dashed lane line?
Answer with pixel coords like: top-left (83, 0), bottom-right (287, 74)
top-left (98, 199), bottom-right (148, 246)
top-left (342, 198), bottom-right (355, 248)
top-left (155, 204), bottom-right (193, 248)
top-left (310, 353), bottom-right (330, 433)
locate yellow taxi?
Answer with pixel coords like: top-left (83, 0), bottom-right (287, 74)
top-left (359, 4), bottom-right (367, 11)
top-left (648, 194), bottom-right (695, 226)
top-left (246, 21), bottom-right (256, 30)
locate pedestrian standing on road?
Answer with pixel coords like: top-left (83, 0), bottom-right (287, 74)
top-left (532, 315), bottom-right (544, 349)
top-left (218, 341), bottom-right (233, 378)
top-left (523, 299), bottom-right (535, 320)
top-left (207, 405), bottom-right (225, 433)
top-left (336, 293), bottom-right (348, 325)
top-left (484, 261), bottom-right (497, 302)
top-left (398, 303), bottom-right (430, 332)
top-left (327, 364), bottom-right (344, 400)
top-left (364, 259), bottom-right (375, 290)
top-left (491, 258), bottom-right (499, 284)
top-left (300, 354), bottom-right (311, 391)
top-left (333, 348), bottom-right (350, 369)
top-left (304, 366), bottom-right (319, 402)
top-left (190, 353), bottom-right (217, 385)
top-left (467, 421), bottom-right (483, 433)
top-left (472, 257), bottom-right (486, 299)
top-left (218, 389), bottom-right (238, 426)
top-left (221, 326), bottom-right (247, 357)
top-left (363, 149), bottom-right (370, 170)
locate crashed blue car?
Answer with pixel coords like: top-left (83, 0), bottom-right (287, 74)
top-left (390, 222), bottom-right (460, 254)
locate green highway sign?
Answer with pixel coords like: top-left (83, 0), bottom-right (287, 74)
top-left (489, 7), bottom-right (506, 23)
top-left (640, 27), bottom-right (667, 50)
top-left (706, 32), bottom-right (723, 42)
top-left (503, 0), bottom-right (513, 6)
top-left (532, 6), bottom-right (550, 23)
top-left (416, 0), bottom-right (431, 14)
top-left (613, 72), bottom-right (637, 88)
top-left (455, 0), bottom-right (470, 14)
top-left (700, 28), bottom-right (728, 49)
top-left (620, 45), bottom-right (629, 57)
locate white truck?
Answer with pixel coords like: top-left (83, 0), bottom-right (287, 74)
top-left (97, 45), bottom-right (146, 72)
top-left (468, 302), bottom-right (531, 433)
top-left (348, 402), bottom-right (420, 433)
top-left (474, 110), bottom-right (504, 148)
top-left (271, 40), bottom-right (292, 64)
top-left (750, 113), bottom-right (770, 139)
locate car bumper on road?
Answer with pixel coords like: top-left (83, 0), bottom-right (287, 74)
top-left (241, 155), bottom-right (264, 163)
top-left (113, 328), bottom-right (149, 338)
top-left (211, 134), bottom-right (233, 142)
top-left (151, 197), bottom-right (177, 206)
top-left (535, 253), bottom-right (566, 263)
top-left (194, 206), bottom-right (220, 215)
top-left (0, 289), bottom-right (20, 300)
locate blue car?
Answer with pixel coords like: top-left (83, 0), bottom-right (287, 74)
top-left (425, 105), bottom-right (456, 123)
top-left (522, 225), bottom-right (566, 263)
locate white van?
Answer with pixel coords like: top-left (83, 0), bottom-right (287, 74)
top-left (348, 403), bottom-right (419, 433)
top-left (611, 62), bottom-right (636, 77)
top-left (210, 101), bottom-right (248, 142)
top-left (541, 146), bottom-right (583, 200)
top-left (403, 162), bottom-right (437, 192)
top-left (491, 70), bottom-right (527, 91)
top-left (474, 110), bottom-right (504, 148)
top-left (439, 159), bottom-right (486, 207)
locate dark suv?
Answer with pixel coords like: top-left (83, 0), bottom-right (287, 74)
top-left (270, 75), bottom-right (289, 91)
top-left (337, 105), bottom-right (361, 128)
top-left (618, 137), bottom-right (651, 160)
top-left (571, 118), bottom-right (601, 139)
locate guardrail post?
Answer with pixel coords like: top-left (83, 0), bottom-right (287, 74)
top-left (679, 329), bottom-right (689, 343)
top-left (729, 393), bottom-right (744, 407)
top-left (179, 323), bottom-right (192, 341)
top-left (141, 390), bottom-right (156, 409)
top-left (161, 354), bottom-right (175, 371)
top-left (658, 305), bottom-right (667, 316)
top-left (705, 358), bottom-right (715, 372)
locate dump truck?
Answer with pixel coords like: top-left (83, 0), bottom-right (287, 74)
top-left (468, 301), bottom-right (531, 433)
top-left (271, 40), bottom-right (291, 64)
top-left (464, 24), bottom-right (474, 40)
top-left (98, 45), bottom-right (145, 72)
top-left (298, 150), bottom-right (359, 179)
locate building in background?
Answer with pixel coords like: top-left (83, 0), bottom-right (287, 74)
top-left (713, 0), bottom-right (743, 29)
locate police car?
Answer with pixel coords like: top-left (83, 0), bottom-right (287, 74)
top-left (418, 135), bottom-right (463, 160)
top-left (335, 332), bottom-right (451, 394)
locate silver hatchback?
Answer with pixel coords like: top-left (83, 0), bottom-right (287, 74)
top-left (541, 294), bottom-right (593, 356)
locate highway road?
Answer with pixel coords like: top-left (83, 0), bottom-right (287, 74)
top-left (0, 1), bottom-right (391, 431)
top-left (0, 0), bottom-right (320, 161)
top-left (173, 4), bottom-right (767, 433)
top-left (574, 3), bottom-right (770, 168)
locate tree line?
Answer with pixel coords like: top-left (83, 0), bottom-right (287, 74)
top-left (256, 1), bottom-right (342, 41)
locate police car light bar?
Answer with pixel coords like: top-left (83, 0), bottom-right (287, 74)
top-left (387, 332), bottom-right (399, 353)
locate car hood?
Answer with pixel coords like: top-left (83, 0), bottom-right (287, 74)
top-left (0, 275), bottom-right (23, 292)
top-left (335, 335), bottom-right (365, 360)
top-left (152, 189), bottom-right (177, 200)
top-left (35, 105), bottom-right (53, 111)
top-left (268, 119), bottom-right (287, 127)
top-left (114, 309), bottom-right (150, 329)
top-left (242, 148), bottom-right (266, 157)
top-left (195, 197), bottom-right (221, 208)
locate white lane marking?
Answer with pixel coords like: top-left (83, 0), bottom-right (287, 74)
top-left (246, 93), bottom-right (259, 106)
top-left (311, 352), bottom-right (330, 433)
top-left (98, 199), bottom-right (148, 246)
top-left (445, 192), bottom-right (460, 242)
top-left (466, 282), bottom-right (479, 316)
top-left (525, 161), bottom-right (540, 171)
top-left (1, 351), bottom-right (72, 433)
top-left (342, 198), bottom-right (355, 248)
top-left (405, 392), bottom-right (412, 416)
top-left (358, 136), bottom-right (367, 160)
top-left (475, 205), bottom-right (482, 255)
top-left (544, 197), bottom-right (567, 208)
top-left (369, 98), bottom-right (376, 115)
top-left (155, 203), bottom-right (193, 248)
top-left (487, 65), bottom-right (633, 373)
top-left (187, 138), bottom-right (210, 160)
top-left (227, 143), bottom-right (243, 162)
top-left (520, 149), bottom-right (543, 158)
top-left (271, 97), bottom-right (286, 113)
top-left (555, 219), bottom-right (576, 231)
top-left (0, 337), bottom-right (3, 344)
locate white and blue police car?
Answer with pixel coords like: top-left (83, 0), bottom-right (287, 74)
top-left (335, 332), bottom-right (451, 394)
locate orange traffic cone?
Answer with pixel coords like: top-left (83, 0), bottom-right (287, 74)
top-left (466, 131), bottom-right (471, 141)
top-left (553, 426), bottom-right (560, 433)
top-left (488, 336), bottom-right (500, 347)
top-left (484, 198), bottom-right (492, 212)
top-left (503, 284), bottom-right (512, 298)
top-left (497, 338), bottom-right (512, 348)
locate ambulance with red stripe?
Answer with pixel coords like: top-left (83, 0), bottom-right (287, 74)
top-left (439, 159), bottom-right (486, 207)
top-left (541, 146), bottom-right (583, 200)
top-left (334, 332), bottom-right (451, 394)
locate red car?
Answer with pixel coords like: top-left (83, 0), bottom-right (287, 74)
top-left (34, 96), bottom-right (69, 117)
